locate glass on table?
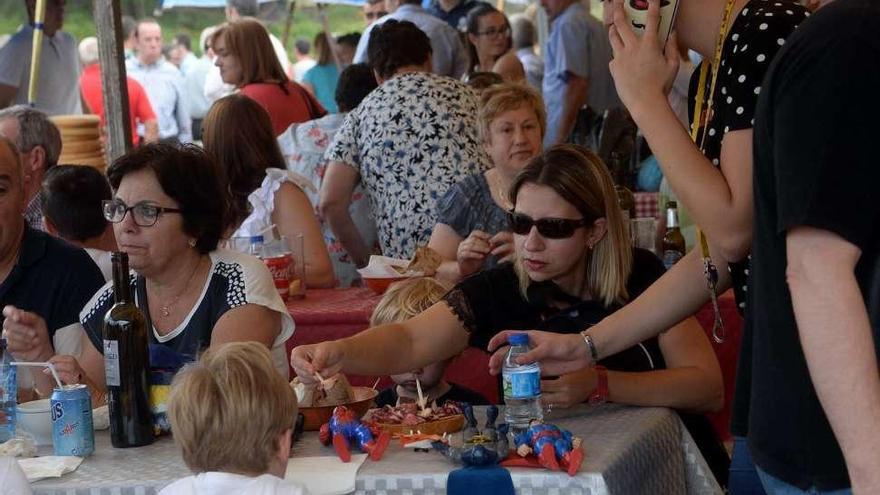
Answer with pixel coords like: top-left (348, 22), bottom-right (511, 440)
top-left (631, 217), bottom-right (658, 254)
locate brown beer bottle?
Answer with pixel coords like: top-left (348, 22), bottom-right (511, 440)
top-left (662, 201), bottom-right (686, 269)
top-left (103, 252), bottom-right (154, 448)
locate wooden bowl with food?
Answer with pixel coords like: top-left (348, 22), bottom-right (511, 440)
top-left (366, 402), bottom-right (466, 437)
top-left (292, 375), bottom-right (379, 430)
top-left (299, 387), bottom-right (378, 430)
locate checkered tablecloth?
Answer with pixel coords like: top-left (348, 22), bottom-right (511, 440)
top-left (634, 192), bottom-right (660, 219)
top-left (31, 405), bottom-right (722, 495)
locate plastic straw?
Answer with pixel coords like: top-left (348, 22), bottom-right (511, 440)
top-left (12, 361), bottom-right (63, 389)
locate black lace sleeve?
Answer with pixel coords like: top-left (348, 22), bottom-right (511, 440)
top-left (442, 287), bottom-right (478, 334)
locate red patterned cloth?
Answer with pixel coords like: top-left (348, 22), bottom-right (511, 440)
top-left (634, 192), bottom-right (660, 219)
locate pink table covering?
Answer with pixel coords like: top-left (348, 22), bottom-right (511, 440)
top-left (287, 287), bottom-right (742, 439)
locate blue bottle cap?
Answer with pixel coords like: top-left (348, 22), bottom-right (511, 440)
top-left (507, 333), bottom-right (529, 346)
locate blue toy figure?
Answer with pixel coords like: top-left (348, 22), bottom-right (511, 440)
top-left (432, 405), bottom-right (515, 495)
top-left (319, 406), bottom-right (390, 462)
top-left (513, 419), bottom-right (584, 474)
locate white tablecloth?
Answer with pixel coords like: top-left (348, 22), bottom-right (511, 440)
top-left (31, 404), bottom-right (722, 495)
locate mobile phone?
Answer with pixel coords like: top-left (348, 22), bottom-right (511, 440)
top-left (624, 0), bottom-right (681, 45)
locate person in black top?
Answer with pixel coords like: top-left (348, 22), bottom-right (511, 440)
top-left (369, 277), bottom-right (489, 408)
top-left (293, 145), bottom-right (728, 483)
top-left (739, 1), bottom-right (880, 491)
top-left (0, 137), bottom-right (105, 397)
top-left (487, 1), bottom-right (880, 492)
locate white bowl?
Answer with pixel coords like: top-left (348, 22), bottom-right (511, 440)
top-left (17, 399), bottom-right (53, 446)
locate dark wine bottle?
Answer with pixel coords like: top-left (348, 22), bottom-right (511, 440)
top-left (103, 252), bottom-right (154, 448)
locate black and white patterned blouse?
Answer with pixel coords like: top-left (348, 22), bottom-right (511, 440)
top-left (688, 0), bottom-right (809, 311)
top-left (80, 249), bottom-right (295, 377)
top-left (436, 173), bottom-right (510, 270)
top-left (325, 72), bottom-right (491, 259)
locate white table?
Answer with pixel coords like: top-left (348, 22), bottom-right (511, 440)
top-left (31, 404), bottom-right (722, 495)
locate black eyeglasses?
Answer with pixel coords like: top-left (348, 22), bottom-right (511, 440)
top-left (102, 199), bottom-right (182, 227)
top-left (365, 11), bottom-right (387, 19)
top-left (507, 211), bottom-right (591, 239)
top-left (476, 26), bottom-right (510, 37)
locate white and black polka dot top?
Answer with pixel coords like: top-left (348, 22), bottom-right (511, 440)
top-left (688, 0), bottom-right (810, 313)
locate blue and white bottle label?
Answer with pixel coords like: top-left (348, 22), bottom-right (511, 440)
top-left (503, 369), bottom-right (541, 399)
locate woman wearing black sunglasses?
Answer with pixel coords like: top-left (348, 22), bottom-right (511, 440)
top-left (292, 144), bottom-right (729, 482)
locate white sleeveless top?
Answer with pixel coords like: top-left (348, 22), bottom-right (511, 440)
top-left (232, 168), bottom-right (316, 239)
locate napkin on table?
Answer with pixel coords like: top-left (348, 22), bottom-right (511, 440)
top-left (285, 454), bottom-right (367, 495)
top-left (17, 456), bottom-right (83, 482)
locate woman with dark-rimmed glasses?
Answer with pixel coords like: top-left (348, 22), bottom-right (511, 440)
top-left (9, 144), bottom-right (295, 407)
top-left (292, 144), bottom-right (728, 480)
top-left (464, 4), bottom-right (525, 82)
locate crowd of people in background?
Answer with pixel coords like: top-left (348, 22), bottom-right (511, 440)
top-left (1, 0), bottom-right (879, 494)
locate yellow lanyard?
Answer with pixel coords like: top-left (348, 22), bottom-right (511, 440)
top-left (691, 0), bottom-right (737, 344)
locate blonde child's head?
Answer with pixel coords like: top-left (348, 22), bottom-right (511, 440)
top-left (371, 277), bottom-right (451, 392)
top-left (370, 277), bottom-right (450, 326)
top-left (167, 342), bottom-right (298, 477)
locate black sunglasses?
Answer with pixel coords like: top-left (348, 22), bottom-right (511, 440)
top-left (507, 211), bottom-right (591, 239)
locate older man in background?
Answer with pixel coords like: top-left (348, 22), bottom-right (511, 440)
top-left (0, 0), bottom-right (81, 115)
top-left (0, 106), bottom-right (61, 230)
top-left (353, 0), bottom-right (468, 78)
top-left (126, 19), bottom-right (191, 144)
top-left (78, 37), bottom-right (158, 147)
top-left (540, 0), bottom-right (618, 147)
top-left (363, 0), bottom-right (388, 26)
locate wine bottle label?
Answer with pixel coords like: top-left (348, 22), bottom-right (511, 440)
top-left (103, 340), bottom-right (121, 387)
top-left (663, 250), bottom-right (683, 269)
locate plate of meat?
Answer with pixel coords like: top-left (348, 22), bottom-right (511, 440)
top-left (366, 401), bottom-right (466, 437)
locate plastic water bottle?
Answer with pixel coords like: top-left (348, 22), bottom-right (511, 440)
top-left (248, 235), bottom-right (264, 258)
top-left (0, 338), bottom-right (16, 442)
top-left (502, 333), bottom-right (543, 432)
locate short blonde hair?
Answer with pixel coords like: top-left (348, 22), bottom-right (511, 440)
top-left (370, 277), bottom-right (450, 326)
top-left (479, 82), bottom-right (546, 145)
top-left (510, 145), bottom-right (632, 307)
top-left (167, 342), bottom-right (298, 475)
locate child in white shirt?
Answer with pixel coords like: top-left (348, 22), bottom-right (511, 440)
top-left (159, 342), bottom-right (307, 495)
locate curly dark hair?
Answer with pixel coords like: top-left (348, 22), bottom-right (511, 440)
top-left (367, 20), bottom-right (432, 80)
top-left (106, 143), bottom-right (226, 254)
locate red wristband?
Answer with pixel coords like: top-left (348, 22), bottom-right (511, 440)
top-left (588, 365), bottom-right (608, 404)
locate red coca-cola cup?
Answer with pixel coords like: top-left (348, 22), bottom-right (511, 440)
top-left (264, 254), bottom-right (292, 301)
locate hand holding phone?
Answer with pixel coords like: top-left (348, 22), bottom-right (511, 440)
top-left (608, 0), bottom-right (682, 117)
